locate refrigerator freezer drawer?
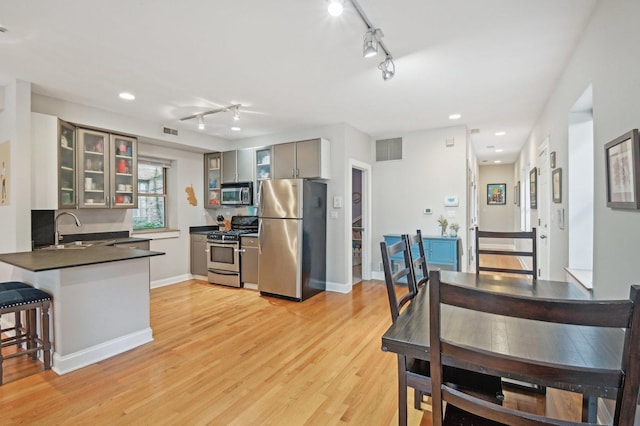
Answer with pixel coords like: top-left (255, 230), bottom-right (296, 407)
top-left (258, 218), bottom-right (302, 299)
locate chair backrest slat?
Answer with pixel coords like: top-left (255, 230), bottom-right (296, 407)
top-left (429, 269), bottom-right (640, 425)
top-left (404, 229), bottom-right (429, 290)
top-left (475, 226), bottom-right (537, 280)
top-left (380, 237), bottom-right (418, 322)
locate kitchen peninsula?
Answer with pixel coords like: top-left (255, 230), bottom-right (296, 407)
top-left (0, 245), bottom-right (164, 375)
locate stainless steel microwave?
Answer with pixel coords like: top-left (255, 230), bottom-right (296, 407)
top-left (220, 182), bottom-right (253, 206)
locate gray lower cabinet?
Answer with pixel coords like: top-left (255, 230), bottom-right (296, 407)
top-left (240, 235), bottom-right (258, 286)
top-left (114, 240), bottom-right (150, 250)
top-left (190, 233), bottom-right (208, 276)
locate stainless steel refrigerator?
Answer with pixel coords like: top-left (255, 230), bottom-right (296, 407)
top-left (258, 179), bottom-right (326, 301)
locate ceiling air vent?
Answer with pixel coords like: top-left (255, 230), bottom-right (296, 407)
top-left (163, 127), bottom-right (178, 136)
top-left (376, 137), bottom-right (402, 161)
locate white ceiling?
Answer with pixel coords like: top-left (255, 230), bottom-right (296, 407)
top-left (0, 0), bottom-right (597, 163)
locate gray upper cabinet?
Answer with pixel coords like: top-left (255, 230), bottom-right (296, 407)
top-left (222, 148), bottom-right (254, 183)
top-left (272, 138), bottom-right (330, 179)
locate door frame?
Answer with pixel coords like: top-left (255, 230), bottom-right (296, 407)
top-left (348, 159), bottom-right (372, 285)
top-left (536, 141), bottom-right (551, 280)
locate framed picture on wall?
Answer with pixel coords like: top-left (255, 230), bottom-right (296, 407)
top-left (552, 168), bottom-right (562, 203)
top-left (487, 183), bottom-right (506, 205)
top-left (605, 129), bottom-right (640, 209)
top-left (530, 167), bottom-right (537, 209)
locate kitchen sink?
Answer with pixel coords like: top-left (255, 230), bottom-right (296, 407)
top-left (40, 241), bottom-right (94, 250)
top-left (39, 239), bottom-right (118, 250)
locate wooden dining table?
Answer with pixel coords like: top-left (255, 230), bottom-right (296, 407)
top-left (381, 271), bottom-right (625, 422)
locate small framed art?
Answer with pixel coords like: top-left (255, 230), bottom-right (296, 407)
top-left (605, 129), bottom-right (640, 209)
top-left (530, 167), bottom-right (537, 209)
top-left (487, 183), bottom-right (506, 205)
top-left (552, 168), bottom-right (562, 203)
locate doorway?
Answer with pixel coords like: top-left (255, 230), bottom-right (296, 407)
top-left (349, 160), bottom-right (371, 287)
top-left (352, 168), bottom-right (363, 284)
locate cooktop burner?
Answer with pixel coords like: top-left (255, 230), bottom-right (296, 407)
top-left (207, 216), bottom-right (258, 241)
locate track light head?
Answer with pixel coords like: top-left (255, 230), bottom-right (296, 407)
top-left (363, 29), bottom-right (378, 58)
top-left (198, 115), bottom-right (205, 130)
top-left (378, 56), bottom-right (395, 81)
top-left (233, 107), bottom-right (240, 121)
top-left (327, 0), bottom-right (344, 16)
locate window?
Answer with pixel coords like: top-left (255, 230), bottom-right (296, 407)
top-left (133, 161), bottom-right (168, 230)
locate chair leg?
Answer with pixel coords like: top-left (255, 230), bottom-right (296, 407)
top-left (414, 390), bottom-right (423, 410)
top-left (41, 301), bottom-right (51, 370)
top-left (398, 355), bottom-right (408, 426)
top-left (28, 308), bottom-right (37, 359)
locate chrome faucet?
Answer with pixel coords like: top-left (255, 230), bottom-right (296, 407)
top-left (54, 211), bottom-right (82, 243)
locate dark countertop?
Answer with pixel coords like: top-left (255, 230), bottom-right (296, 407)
top-left (0, 246), bottom-right (164, 272)
top-left (241, 233), bottom-right (259, 238)
top-left (189, 225), bottom-right (219, 234)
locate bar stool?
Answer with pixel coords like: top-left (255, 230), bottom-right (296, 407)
top-left (0, 283), bottom-right (52, 384)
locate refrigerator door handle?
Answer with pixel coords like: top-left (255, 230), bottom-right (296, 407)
top-left (259, 183), bottom-right (265, 215)
top-left (258, 220), bottom-right (263, 254)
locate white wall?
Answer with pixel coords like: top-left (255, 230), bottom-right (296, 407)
top-left (478, 164), bottom-right (515, 234)
top-left (519, 0), bottom-right (640, 297)
top-left (0, 79), bottom-right (32, 254)
top-left (372, 126), bottom-right (469, 272)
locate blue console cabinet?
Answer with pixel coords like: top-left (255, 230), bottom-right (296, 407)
top-left (383, 234), bottom-right (461, 280)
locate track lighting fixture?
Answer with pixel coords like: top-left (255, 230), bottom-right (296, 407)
top-left (330, 0), bottom-right (396, 81)
top-left (378, 56), bottom-right (395, 81)
top-left (180, 104), bottom-right (242, 129)
top-left (327, 0), bottom-right (344, 16)
top-left (363, 29), bottom-right (382, 58)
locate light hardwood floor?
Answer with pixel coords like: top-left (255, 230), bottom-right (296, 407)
top-left (1, 259), bottom-right (582, 424)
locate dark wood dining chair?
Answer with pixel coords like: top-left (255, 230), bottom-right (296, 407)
top-left (475, 226), bottom-right (537, 280)
top-left (403, 230), bottom-right (428, 290)
top-left (429, 269), bottom-right (640, 425)
top-left (381, 239), bottom-right (504, 425)
top-left (380, 237), bottom-right (427, 424)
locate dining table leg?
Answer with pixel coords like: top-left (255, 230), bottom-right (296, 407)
top-left (397, 355), bottom-right (408, 426)
top-left (582, 395), bottom-right (597, 422)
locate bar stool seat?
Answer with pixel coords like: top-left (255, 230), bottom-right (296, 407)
top-left (0, 284), bottom-right (52, 385)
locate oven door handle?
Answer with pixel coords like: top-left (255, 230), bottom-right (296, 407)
top-left (208, 268), bottom-right (238, 276)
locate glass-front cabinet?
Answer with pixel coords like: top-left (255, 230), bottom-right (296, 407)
top-left (255, 146), bottom-right (272, 206)
top-left (58, 120), bottom-right (77, 208)
top-left (78, 128), bottom-right (109, 208)
top-left (111, 134), bottom-right (137, 208)
top-left (77, 129), bottom-right (137, 208)
top-left (205, 152), bottom-right (221, 208)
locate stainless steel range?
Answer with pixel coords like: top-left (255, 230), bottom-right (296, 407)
top-left (207, 216), bottom-right (258, 287)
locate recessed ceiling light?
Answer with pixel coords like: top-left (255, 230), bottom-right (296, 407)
top-left (494, 160), bottom-right (502, 163)
top-left (495, 149), bottom-right (504, 153)
top-left (327, 0), bottom-right (344, 16)
top-left (449, 113), bottom-right (461, 120)
top-left (119, 92), bottom-right (135, 101)
top-left (495, 131), bottom-right (506, 136)
top-left (231, 126), bottom-right (241, 132)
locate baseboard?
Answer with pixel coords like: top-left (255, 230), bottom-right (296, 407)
top-left (326, 280), bottom-right (352, 294)
top-left (150, 274), bottom-right (192, 289)
top-left (371, 271), bottom-right (385, 281)
top-left (52, 328), bottom-right (153, 375)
